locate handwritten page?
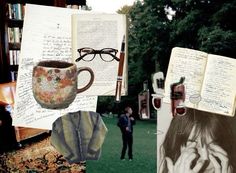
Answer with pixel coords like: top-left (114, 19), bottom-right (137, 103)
top-left (13, 4), bottom-right (97, 130)
top-left (72, 14), bottom-right (128, 95)
top-left (164, 47), bottom-right (208, 107)
top-left (199, 54), bottom-right (236, 116)
top-left (164, 47), bottom-right (236, 116)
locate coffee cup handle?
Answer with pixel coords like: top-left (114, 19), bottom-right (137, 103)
top-left (77, 67), bottom-right (94, 93)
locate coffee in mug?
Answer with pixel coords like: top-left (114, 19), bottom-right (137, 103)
top-left (32, 60), bottom-right (94, 109)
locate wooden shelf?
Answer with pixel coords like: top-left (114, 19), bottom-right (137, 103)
top-left (7, 19), bottom-right (24, 28)
top-left (9, 43), bottom-right (21, 50)
top-left (14, 127), bottom-right (49, 142)
top-left (9, 65), bottom-right (18, 71)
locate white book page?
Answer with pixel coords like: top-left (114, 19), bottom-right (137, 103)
top-left (13, 4), bottom-right (97, 130)
top-left (199, 54), bottom-right (236, 116)
top-left (72, 13), bottom-right (127, 95)
top-left (157, 103), bottom-right (172, 171)
top-left (164, 47), bottom-right (208, 107)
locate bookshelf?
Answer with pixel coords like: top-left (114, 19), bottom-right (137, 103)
top-left (0, 0), bottom-right (86, 143)
top-left (0, 0), bottom-right (67, 83)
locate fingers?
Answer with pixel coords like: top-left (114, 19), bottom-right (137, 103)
top-left (209, 143), bottom-right (227, 156)
top-left (192, 160), bottom-right (205, 173)
top-left (209, 151), bottom-right (229, 173)
top-left (184, 152), bottom-right (199, 170)
top-left (209, 144), bottom-right (231, 173)
top-left (175, 151), bottom-right (203, 173)
top-left (213, 152), bottom-right (229, 172)
top-left (175, 142), bottom-right (199, 172)
top-left (209, 154), bottom-right (221, 173)
top-left (177, 142), bottom-right (197, 167)
top-left (201, 144), bottom-right (208, 160)
top-left (186, 141), bottom-right (197, 148)
top-left (181, 141), bottom-right (197, 154)
top-left (180, 141), bottom-right (197, 159)
top-left (165, 157), bottom-right (174, 173)
top-left (183, 146), bottom-right (205, 172)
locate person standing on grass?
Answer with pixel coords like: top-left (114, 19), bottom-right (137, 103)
top-left (117, 106), bottom-right (135, 161)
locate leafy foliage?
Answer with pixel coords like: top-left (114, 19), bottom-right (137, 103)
top-left (97, 0), bottom-right (236, 114)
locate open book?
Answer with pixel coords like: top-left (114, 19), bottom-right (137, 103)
top-left (12, 4), bottom-right (117, 129)
top-left (13, 4), bottom-right (128, 129)
top-left (72, 13), bottom-right (128, 95)
top-left (164, 47), bottom-right (236, 117)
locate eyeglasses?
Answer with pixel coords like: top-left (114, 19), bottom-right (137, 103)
top-left (76, 47), bottom-right (119, 62)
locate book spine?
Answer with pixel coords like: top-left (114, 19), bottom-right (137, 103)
top-left (16, 50), bottom-right (20, 65)
top-left (13, 50), bottom-right (16, 65)
top-left (10, 71), bottom-right (15, 81)
top-left (14, 50), bottom-right (17, 65)
top-left (11, 4), bottom-right (15, 19)
top-left (14, 27), bottom-right (20, 43)
top-left (21, 4), bottom-right (25, 19)
top-left (8, 4), bottom-right (12, 19)
top-left (10, 71), bottom-right (18, 81)
top-left (8, 28), bottom-right (11, 42)
top-left (17, 3), bottom-right (22, 20)
top-left (8, 28), bottom-right (14, 43)
top-left (13, 4), bottom-right (18, 19)
top-left (9, 50), bottom-right (13, 65)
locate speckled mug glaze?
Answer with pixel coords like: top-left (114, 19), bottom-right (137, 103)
top-left (32, 60), bottom-right (94, 109)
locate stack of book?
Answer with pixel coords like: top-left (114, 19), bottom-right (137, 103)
top-left (8, 3), bottom-right (25, 20)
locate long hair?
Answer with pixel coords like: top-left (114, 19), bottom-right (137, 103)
top-left (159, 109), bottom-right (236, 173)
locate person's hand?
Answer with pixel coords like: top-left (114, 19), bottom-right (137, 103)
top-left (209, 143), bottom-right (232, 173)
top-left (0, 120), bottom-right (2, 126)
top-left (165, 142), bottom-right (205, 173)
top-left (130, 117), bottom-right (134, 121)
top-left (125, 127), bottom-right (129, 131)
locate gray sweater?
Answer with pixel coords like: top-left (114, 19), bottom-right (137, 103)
top-left (50, 111), bottom-right (107, 163)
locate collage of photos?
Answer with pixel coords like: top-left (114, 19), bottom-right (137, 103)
top-left (0, 0), bottom-right (236, 173)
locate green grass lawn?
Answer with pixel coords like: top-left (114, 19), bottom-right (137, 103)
top-left (86, 116), bottom-right (157, 173)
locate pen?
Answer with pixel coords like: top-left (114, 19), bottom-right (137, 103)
top-left (115, 35), bottom-right (125, 102)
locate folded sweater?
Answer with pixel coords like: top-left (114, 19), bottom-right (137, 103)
top-left (50, 111), bottom-right (108, 163)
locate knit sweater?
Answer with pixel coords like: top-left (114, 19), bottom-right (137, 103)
top-left (50, 111), bottom-right (108, 163)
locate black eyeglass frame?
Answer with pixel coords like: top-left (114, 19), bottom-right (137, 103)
top-left (76, 47), bottom-right (120, 62)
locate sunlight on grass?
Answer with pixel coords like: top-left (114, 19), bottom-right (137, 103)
top-left (86, 117), bottom-right (157, 173)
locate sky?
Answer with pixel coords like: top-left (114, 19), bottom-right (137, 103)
top-left (86, 0), bottom-right (136, 13)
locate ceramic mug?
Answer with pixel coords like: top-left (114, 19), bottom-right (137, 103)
top-left (32, 60), bottom-right (94, 109)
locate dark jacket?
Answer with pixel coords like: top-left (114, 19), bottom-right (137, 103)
top-left (50, 111), bottom-right (107, 163)
top-left (0, 105), bottom-right (17, 153)
top-left (118, 114), bottom-right (135, 134)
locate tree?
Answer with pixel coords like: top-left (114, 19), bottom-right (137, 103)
top-left (169, 0), bottom-right (236, 57)
top-left (98, 0), bottom-right (172, 114)
top-left (97, 0), bottom-right (236, 114)
top-left (117, 5), bottom-right (133, 14)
